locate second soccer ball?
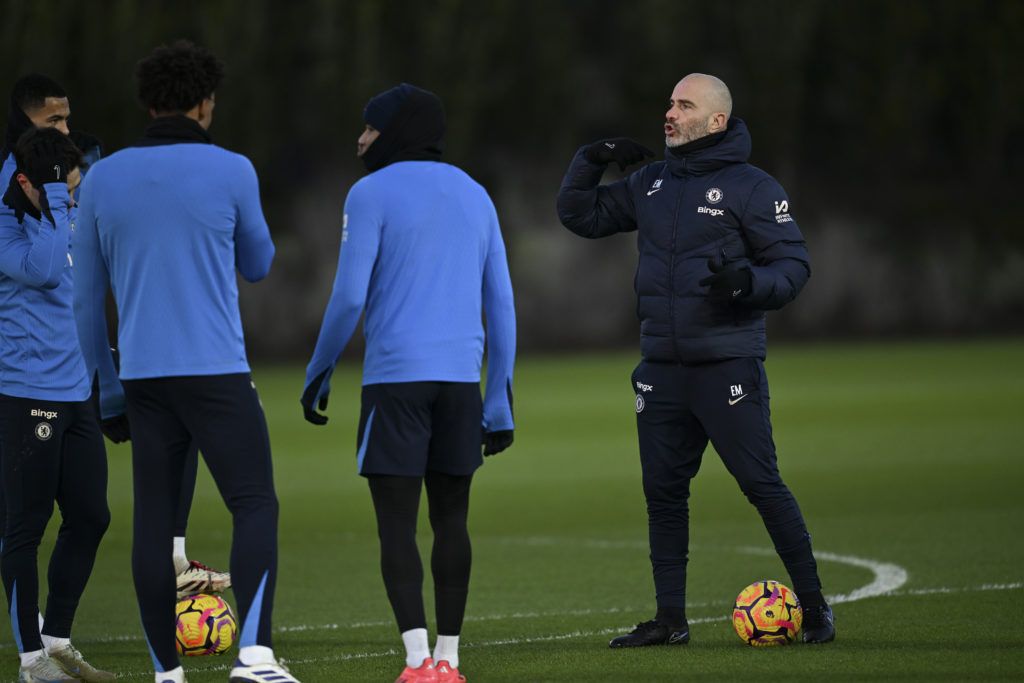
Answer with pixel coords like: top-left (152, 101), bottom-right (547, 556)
top-left (732, 580), bottom-right (802, 646)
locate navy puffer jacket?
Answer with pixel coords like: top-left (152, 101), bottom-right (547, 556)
top-left (557, 118), bottom-right (810, 363)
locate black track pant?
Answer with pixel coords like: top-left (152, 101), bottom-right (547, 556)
top-left (368, 473), bottom-right (473, 635)
top-left (124, 374), bottom-right (278, 673)
top-left (0, 394), bottom-right (110, 653)
top-left (100, 352), bottom-right (197, 538)
top-left (632, 358), bottom-right (822, 612)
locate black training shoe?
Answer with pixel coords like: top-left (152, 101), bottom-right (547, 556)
top-left (801, 603), bottom-right (835, 644)
top-left (609, 619), bottom-right (690, 648)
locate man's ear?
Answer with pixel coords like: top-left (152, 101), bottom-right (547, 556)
top-left (708, 112), bottom-right (728, 133)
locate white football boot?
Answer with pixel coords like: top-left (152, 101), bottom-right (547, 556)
top-left (18, 652), bottom-right (80, 682)
top-left (175, 560), bottom-right (231, 599)
top-left (229, 659), bottom-right (300, 683)
top-left (155, 666), bottom-right (186, 683)
top-left (47, 643), bottom-right (115, 682)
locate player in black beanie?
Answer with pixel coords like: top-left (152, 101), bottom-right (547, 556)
top-left (360, 83), bottom-right (445, 172)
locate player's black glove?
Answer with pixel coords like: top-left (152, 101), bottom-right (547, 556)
top-left (301, 368), bottom-right (331, 425)
top-left (482, 429), bottom-right (514, 456)
top-left (21, 135), bottom-right (69, 187)
top-left (584, 138), bottom-right (655, 172)
top-left (19, 133), bottom-right (71, 224)
top-left (100, 414), bottom-right (131, 443)
top-left (699, 253), bottom-right (753, 304)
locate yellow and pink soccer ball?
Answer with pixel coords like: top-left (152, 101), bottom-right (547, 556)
top-left (175, 593), bottom-right (237, 656)
top-left (732, 580), bottom-right (802, 646)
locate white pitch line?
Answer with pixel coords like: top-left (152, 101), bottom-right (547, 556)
top-left (816, 551), bottom-right (910, 603)
top-left (115, 618), bottom-right (737, 680)
top-left (276, 603), bottom-right (689, 633)
top-left (19, 602), bottom-right (724, 644)
top-left (87, 581), bottom-right (1024, 680)
top-left (0, 545), bottom-right (919, 650)
top-left (882, 581), bottom-right (1023, 597)
top-left (735, 546), bottom-right (910, 603)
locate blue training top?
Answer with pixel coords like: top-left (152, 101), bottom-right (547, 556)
top-left (304, 160), bottom-right (516, 432)
top-left (0, 179), bottom-right (91, 402)
top-left (73, 140), bottom-right (274, 417)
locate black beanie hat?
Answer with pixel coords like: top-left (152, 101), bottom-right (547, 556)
top-left (361, 83), bottom-right (445, 173)
top-left (363, 84), bottom-right (410, 132)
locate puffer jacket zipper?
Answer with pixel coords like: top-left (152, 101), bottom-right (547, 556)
top-left (669, 167), bottom-right (686, 363)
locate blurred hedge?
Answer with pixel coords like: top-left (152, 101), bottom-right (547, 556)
top-left (2, 0), bottom-right (1021, 358)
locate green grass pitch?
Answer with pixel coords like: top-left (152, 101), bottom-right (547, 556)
top-left (1, 339), bottom-right (1022, 681)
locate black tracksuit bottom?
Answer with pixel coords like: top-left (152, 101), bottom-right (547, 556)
top-left (631, 358), bottom-right (823, 615)
top-left (0, 394), bottom-right (110, 653)
top-left (123, 374), bottom-right (278, 673)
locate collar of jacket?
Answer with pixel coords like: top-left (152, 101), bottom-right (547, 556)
top-left (1, 172), bottom-right (41, 222)
top-left (135, 115), bottom-right (212, 147)
top-left (664, 117), bottom-right (752, 177)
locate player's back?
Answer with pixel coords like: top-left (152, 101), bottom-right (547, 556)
top-left (356, 161), bottom-right (499, 383)
top-left (78, 142), bottom-right (272, 379)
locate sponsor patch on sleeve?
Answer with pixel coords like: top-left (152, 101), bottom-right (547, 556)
top-left (774, 200), bottom-right (793, 223)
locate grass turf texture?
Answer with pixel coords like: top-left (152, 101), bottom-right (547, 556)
top-left (1, 339), bottom-right (1021, 681)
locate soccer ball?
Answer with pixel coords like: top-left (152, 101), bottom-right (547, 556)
top-left (175, 593), bottom-right (237, 656)
top-left (732, 580), bottom-right (802, 646)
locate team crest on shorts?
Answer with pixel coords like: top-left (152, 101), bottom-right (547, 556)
top-left (706, 187), bottom-right (723, 204)
top-left (635, 394), bottom-right (645, 413)
top-left (35, 422), bottom-right (53, 441)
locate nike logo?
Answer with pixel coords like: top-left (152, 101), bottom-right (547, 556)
top-left (646, 188), bottom-right (662, 196)
top-left (728, 394), bottom-right (747, 406)
top-left (732, 289), bottom-right (743, 297)
top-left (605, 142), bottom-right (616, 149)
top-left (668, 630), bottom-right (689, 643)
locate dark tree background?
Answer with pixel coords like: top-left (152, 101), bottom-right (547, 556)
top-left (2, 0), bottom-right (1021, 359)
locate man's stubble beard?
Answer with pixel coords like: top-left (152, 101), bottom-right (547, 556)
top-left (665, 118), bottom-right (710, 148)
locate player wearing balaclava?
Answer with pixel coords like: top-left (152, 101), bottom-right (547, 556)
top-left (303, 83), bottom-right (516, 683)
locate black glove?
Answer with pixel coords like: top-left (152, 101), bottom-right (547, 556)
top-left (22, 135), bottom-right (68, 187)
top-left (301, 369), bottom-right (331, 425)
top-left (699, 253), bottom-right (752, 303)
top-left (584, 138), bottom-right (655, 171)
top-left (100, 414), bottom-right (131, 443)
top-left (482, 429), bottom-right (514, 456)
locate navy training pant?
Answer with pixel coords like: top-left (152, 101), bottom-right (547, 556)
top-left (124, 374), bottom-right (278, 673)
top-left (0, 394), bottom-right (110, 652)
top-left (631, 357), bottom-right (822, 612)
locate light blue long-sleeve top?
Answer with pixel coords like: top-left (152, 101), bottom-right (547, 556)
top-left (73, 141), bottom-right (274, 417)
top-left (0, 181), bottom-right (91, 401)
top-left (304, 160), bottom-right (516, 432)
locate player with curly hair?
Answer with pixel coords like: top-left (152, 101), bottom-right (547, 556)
top-left (73, 41), bottom-right (297, 683)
